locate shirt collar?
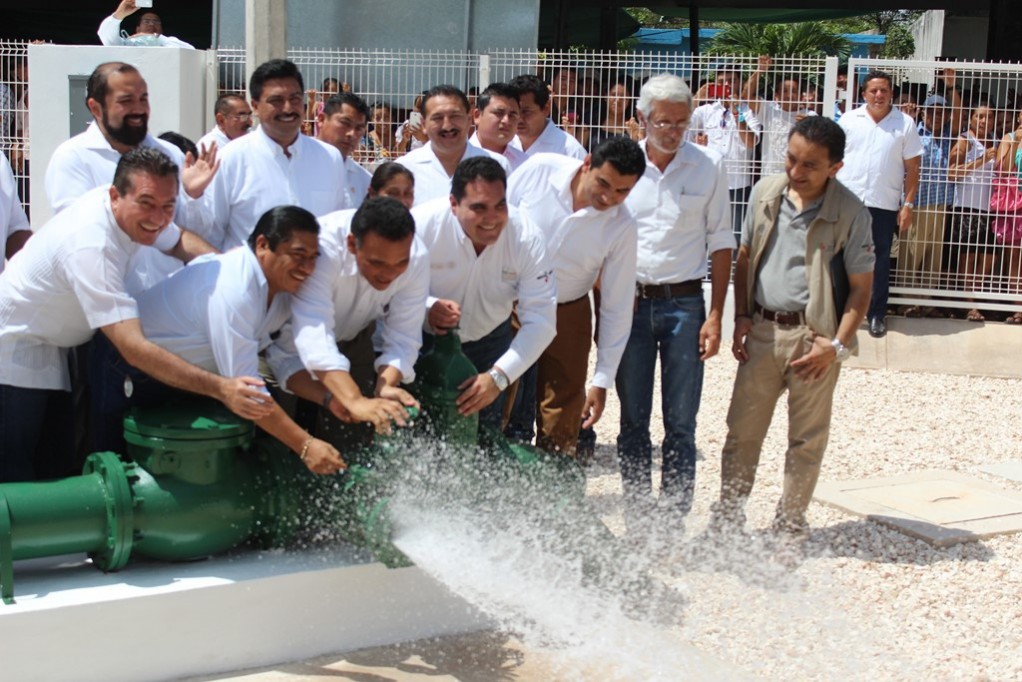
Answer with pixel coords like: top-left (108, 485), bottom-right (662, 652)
top-left (552, 157), bottom-right (584, 210)
top-left (255, 124), bottom-right (301, 158)
top-left (639, 138), bottom-right (692, 175)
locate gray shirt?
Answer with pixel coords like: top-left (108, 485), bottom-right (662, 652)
top-left (744, 187), bottom-right (874, 312)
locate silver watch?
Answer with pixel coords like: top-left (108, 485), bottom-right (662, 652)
top-left (487, 367), bottom-right (509, 391)
top-left (831, 338), bottom-right (851, 362)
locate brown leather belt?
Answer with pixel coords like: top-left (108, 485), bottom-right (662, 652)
top-left (755, 304), bottom-right (805, 326)
top-left (635, 280), bottom-right (703, 299)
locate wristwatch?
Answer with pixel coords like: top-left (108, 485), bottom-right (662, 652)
top-left (831, 338), bottom-right (851, 363)
top-left (902, 201), bottom-right (914, 209)
top-left (487, 367), bottom-right (509, 392)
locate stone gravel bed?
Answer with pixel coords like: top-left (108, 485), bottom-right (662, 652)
top-left (586, 353), bottom-right (1022, 680)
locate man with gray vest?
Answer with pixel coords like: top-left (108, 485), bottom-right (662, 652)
top-left (712, 116), bottom-right (874, 547)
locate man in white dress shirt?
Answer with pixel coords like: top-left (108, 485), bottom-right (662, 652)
top-left (91, 205), bottom-right (345, 475)
top-left (398, 85), bottom-right (510, 206)
top-left (270, 197), bottom-right (428, 442)
top-left (205, 59), bottom-right (349, 250)
top-left (507, 74), bottom-right (587, 161)
top-left (316, 92), bottom-right (373, 209)
top-left (98, 1), bottom-right (194, 49)
top-left (45, 62), bottom-right (217, 245)
top-left (618, 74), bottom-right (734, 529)
top-left (197, 93), bottom-right (252, 153)
top-left (506, 138), bottom-right (645, 456)
top-left (1, 154), bottom-right (29, 274)
top-left (837, 70), bottom-right (922, 338)
top-left (413, 157), bottom-right (557, 430)
top-left (469, 83), bottom-right (527, 173)
top-left (0, 149), bottom-right (270, 483)
top-left (741, 56), bottom-right (816, 176)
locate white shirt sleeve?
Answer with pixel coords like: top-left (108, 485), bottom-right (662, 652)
top-left (591, 226), bottom-right (637, 389)
top-left (67, 246), bottom-right (139, 329)
top-left (205, 280), bottom-right (268, 392)
top-left (97, 15), bottom-right (125, 46)
top-left (1, 158), bottom-right (28, 243)
top-left (705, 155), bottom-right (736, 254)
top-left (290, 238), bottom-right (350, 377)
top-left (46, 147), bottom-right (100, 214)
top-left (373, 248), bottom-right (429, 383)
top-left (495, 220), bottom-right (557, 382)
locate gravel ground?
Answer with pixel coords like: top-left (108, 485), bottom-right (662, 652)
top-left (584, 352), bottom-right (1022, 681)
top-left (210, 346), bottom-right (1022, 682)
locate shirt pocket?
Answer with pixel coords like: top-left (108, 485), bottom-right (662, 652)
top-left (676, 194), bottom-right (707, 223)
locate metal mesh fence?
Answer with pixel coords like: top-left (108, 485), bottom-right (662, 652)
top-left (849, 57), bottom-right (1022, 315)
top-left (7, 41), bottom-right (1022, 315)
top-left (0, 40), bottom-right (29, 212)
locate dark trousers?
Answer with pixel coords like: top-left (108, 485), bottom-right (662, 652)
top-left (868, 207), bottom-right (899, 321)
top-left (0, 382), bottom-right (75, 483)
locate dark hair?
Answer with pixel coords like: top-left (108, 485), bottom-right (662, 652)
top-left (86, 62), bottom-right (140, 105)
top-left (322, 77), bottom-right (340, 90)
top-left (351, 197), bottom-right (416, 246)
top-left (590, 137), bottom-right (646, 178)
top-left (214, 93), bottom-right (246, 117)
top-left (789, 116), bottom-right (846, 164)
top-left (247, 205), bottom-right (320, 251)
top-left (322, 92), bottom-right (371, 120)
top-left (509, 74), bottom-right (550, 108)
top-left (860, 70), bottom-right (893, 93)
top-left (158, 131), bottom-right (198, 158)
top-left (476, 83), bottom-right (520, 114)
top-left (420, 85), bottom-right (470, 116)
top-left (451, 157), bottom-right (506, 201)
top-left (249, 59), bottom-right (304, 101)
top-left (112, 147), bottom-right (179, 194)
top-left (369, 162), bottom-right (414, 194)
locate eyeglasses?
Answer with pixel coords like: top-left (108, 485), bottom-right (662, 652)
top-left (649, 120), bottom-right (688, 131)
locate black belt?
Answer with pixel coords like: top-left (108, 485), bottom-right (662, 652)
top-left (635, 280), bottom-right (702, 299)
top-left (755, 304), bottom-right (805, 326)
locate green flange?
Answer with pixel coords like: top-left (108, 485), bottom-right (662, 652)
top-left (82, 452), bottom-right (136, 572)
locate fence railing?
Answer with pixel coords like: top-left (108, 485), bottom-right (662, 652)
top-left (0, 40), bottom-right (28, 213)
top-left (5, 41), bottom-right (1021, 315)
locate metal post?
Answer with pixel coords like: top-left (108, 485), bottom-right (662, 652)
top-left (689, 5), bottom-right (700, 57)
top-left (245, 0), bottom-right (288, 87)
top-left (822, 56), bottom-right (839, 120)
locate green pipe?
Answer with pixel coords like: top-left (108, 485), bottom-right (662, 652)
top-left (0, 330), bottom-right (609, 605)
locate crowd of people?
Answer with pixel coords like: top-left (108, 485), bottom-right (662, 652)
top-left (0, 4), bottom-right (1018, 549)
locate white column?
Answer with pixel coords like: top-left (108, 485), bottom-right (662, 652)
top-left (245, 0), bottom-right (288, 86)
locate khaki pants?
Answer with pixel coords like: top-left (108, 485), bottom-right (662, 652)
top-left (904, 205), bottom-right (948, 288)
top-left (535, 295), bottom-right (593, 456)
top-left (719, 315), bottom-right (840, 528)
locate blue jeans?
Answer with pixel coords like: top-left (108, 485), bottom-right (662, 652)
top-left (422, 318), bottom-right (513, 433)
top-left (0, 382), bottom-right (75, 482)
top-left (869, 207), bottom-right (898, 321)
top-left (615, 293), bottom-right (706, 516)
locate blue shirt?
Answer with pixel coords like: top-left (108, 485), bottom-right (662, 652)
top-left (917, 120), bottom-right (953, 208)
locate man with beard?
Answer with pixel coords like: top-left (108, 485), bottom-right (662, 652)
top-left (45, 62), bottom-right (218, 283)
top-left (197, 93), bottom-right (252, 153)
top-left (205, 59), bottom-right (350, 249)
top-left (469, 83), bottom-right (527, 173)
top-left (398, 84), bottom-right (510, 206)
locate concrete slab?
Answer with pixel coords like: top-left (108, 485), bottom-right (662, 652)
top-left (0, 547), bottom-right (490, 682)
top-left (979, 460), bottom-right (1022, 483)
top-left (814, 469), bottom-right (1022, 546)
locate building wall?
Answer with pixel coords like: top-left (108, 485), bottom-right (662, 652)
top-left (215, 0), bottom-right (539, 50)
top-left (910, 10), bottom-right (946, 61)
top-left (941, 16), bottom-right (989, 60)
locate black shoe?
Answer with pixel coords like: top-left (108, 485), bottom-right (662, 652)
top-left (868, 317), bottom-right (887, 338)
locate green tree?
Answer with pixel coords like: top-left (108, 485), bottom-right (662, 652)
top-left (706, 23), bottom-right (852, 58)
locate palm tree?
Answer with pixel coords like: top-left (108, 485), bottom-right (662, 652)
top-left (707, 22), bottom-right (852, 58)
